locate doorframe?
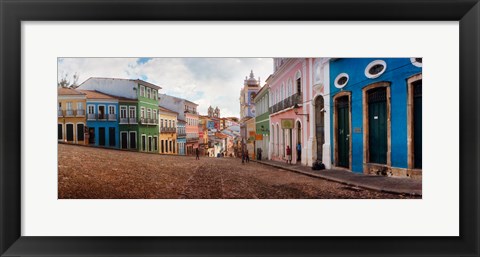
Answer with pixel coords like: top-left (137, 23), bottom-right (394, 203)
top-left (332, 91), bottom-right (352, 170)
top-left (407, 73), bottom-right (422, 170)
top-left (362, 82), bottom-right (392, 172)
top-left (120, 131), bottom-right (128, 149)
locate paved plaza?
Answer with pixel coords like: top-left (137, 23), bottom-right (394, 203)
top-left (58, 144), bottom-right (419, 199)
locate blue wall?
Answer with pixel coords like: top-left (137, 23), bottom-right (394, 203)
top-left (329, 58), bottom-right (422, 173)
top-left (177, 137), bottom-right (186, 155)
top-left (86, 102), bottom-right (120, 148)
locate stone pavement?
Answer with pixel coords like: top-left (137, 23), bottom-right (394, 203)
top-left (253, 159), bottom-right (422, 196)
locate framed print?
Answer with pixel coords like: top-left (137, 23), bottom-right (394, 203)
top-left (1, 0), bottom-right (479, 256)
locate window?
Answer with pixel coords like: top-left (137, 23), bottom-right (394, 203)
top-left (161, 119), bottom-right (164, 127)
top-left (169, 120), bottom-right (171, 127)
top-left (140, 85), bottom-right (145, 97)
top-left (120, 106), bottom-right (127, 119)
top-left (153, 90), bottom-right (157, 100)
top-left (147, 108), bottom-right (151, 119)
top-left (140, 107), bottom-right (145, 118)
top-left (296, 78), bottom-right (301, 94)
top-left (173, 121), bottom-right (175, 128)
top-left (334, 73), bottom-right (349, 88)
top-left (98, 105), bottom-right (106, 119)
top-left (88, 105), bottom-right (95, 114)
top-left (108, 105), bottom-right (115, 115)
top-left (66, 102), bottom-right (72, 110)
top-left (411, 57), bottom-right (422, 67)
top-left (295, 71), bottom-right (302, 94)
top-left (129, 106), bottom-right (136, 118)
top-left (153, 110), bottom-right (157, 121)
top-left (58, 102), bottom-right (62, 109)
top-left (365, 60), bottom-right (387, 79)
top-left (77, 102), bottom-right (83, 111)
top-left (147, 88), bottom-right (151, 99)
top-left (153, 137), bottom-right (158, 151)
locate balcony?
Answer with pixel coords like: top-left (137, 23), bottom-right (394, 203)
top-left (87, 113), bottom-right (96, 120)
top-left (129, 117), bottom-right (137, 124)
top-left (270, 93), bottom-right (304, 115)
top-left (120, 118), bottom-right (129, 124)
top-left (65, 110), bottom-right (74, 117)
top-left (139, 118), bottom-right (158, 125)
top-left (177, 131), bottom-right (186, 137)
top-left (76, 109), bottom-right (85, 117)
top-left (57, 110), bottom-right (63, 117)
top-left (108, 114), bottom-right (117, 121)
top-left (160, 127), bottom-right (177, 133)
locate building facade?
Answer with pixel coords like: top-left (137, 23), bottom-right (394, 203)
top-left (58, 88), bottom-right (87, 145)
top-left (239, 70), bottom-right (261, 154)
top-left (268, 58), bottom-right (312, 165)
top-left (329, 58), bottom-right (422, 178)
top-left (78, 77), bottom-right (161, 153)
top-left (79, 90), bottom-right (119, 148)
top-left (159, 106), bottom-right (178, 155)
top-left (254, 84), bottom-right (270, 160)
top-left (176, 119), bottom-right (187, 155)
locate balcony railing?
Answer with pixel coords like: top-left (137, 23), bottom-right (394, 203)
top-left (160, 127), bottom-right (177, 133)
top-left (87, 113), bottom-right (96, 120)
top-left (120, 117), bottom-right (138, 124)
top-left (66, 110), bottom-right (74, 116)
top-left (57, 110), bottom-right (63, 117)
top-left (108, 114), bottom-right (117, 121)
top-left (139, 118), bottom-right (158, 125)
top-left (177, 131), bottom-right (186, 137)
top-left (269, 93), bottom-right (304, 114)
top-left (86, 113), bottom-right (117, 121)
top-left (76, 109), bottom-right (85, 117)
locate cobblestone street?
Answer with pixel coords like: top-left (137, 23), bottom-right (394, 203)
top-left (58, 144), bottom-right (419, 199)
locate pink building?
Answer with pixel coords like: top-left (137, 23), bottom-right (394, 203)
top-left (184, 101), bottom-right (199, 155)
top-left (267, 58), bottom-right (331, 167)
top-left (268, 58), bottom-right (312, 164)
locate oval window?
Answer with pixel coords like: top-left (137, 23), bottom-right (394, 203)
top-left (334, 73), bottom-right (349, 88)
top-left (365, 60), bottom-right (387, 79)
top-left (411, 57), bottom-right (422, 67)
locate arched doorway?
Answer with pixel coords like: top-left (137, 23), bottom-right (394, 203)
top-left (296, 121), bottom-right (302, 162)
top-left (315, 96), bottom-right (325, 162)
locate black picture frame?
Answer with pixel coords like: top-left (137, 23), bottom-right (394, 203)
top-left (1, 0), bottom-right (479, 256)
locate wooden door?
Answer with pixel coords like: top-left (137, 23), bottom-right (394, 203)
top-left (336, 96), bottom-right (350, 168)
top-left (368, 87), bottom-right (387, 164)
top-left (413, 80), bottom-right (422, 168)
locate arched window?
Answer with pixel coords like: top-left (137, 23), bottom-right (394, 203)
top-left (295, 71), bottom-right (302, 94)
top-left (288, 79), bottom-right (293, 96)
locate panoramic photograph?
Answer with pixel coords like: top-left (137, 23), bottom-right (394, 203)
top-left (57, 57), bottom-right (422, 199)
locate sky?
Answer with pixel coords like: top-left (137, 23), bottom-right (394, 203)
top-left (58, 58), bottom-right (273, 118)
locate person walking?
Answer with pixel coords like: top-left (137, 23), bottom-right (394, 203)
top-left (195, 147), bottom-right (200, 160)
top-left (257, 147), bottom-right (262, 161)
top-left (245, 149), bottom-right (250, 163)
top-left (286, 145), bottom-right (292, 164)
top-left (296, 142), bottom-right (302, 161)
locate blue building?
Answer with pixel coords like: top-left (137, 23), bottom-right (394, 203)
top-left (79, 90), bottom-right (120, 148)
top-left (177, 119), bottom-right (187, 155)
top-left (329, 58), bottom-right (422, 178)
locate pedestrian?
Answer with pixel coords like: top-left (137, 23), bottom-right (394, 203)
top-left (297, 142), bottom-right (302, 161)
top-left (286, 145), bottom-right (292, 164)
top-left (257, 147), bottom-right (262, 160)
top-left (241, 149), bottom-right (245, 164)
top-left (195, 147), bottom-right (200, 160)
top-left (245, 149), bottom-right (250, 163)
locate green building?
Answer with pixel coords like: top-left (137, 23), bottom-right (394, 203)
top-left (253, 84), bottom-right (270, 160)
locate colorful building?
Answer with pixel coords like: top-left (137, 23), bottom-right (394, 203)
top-left (159, 106), bottom-right (178, 154)
top-left (245, 117), bottom-right (256, 160)
top-left (239, 70), bottom-right (261, 154)
top-left (158, 94), bottom-right (199, 155)
top-left (267, 58), bottom-right (312, 165)
top-left (78, 90), bottom-right (119, 148)
top-left (118, 97), bottom-right (139, 150)
top-left (78, 77), bottom-right (161, 153)
top-left (329, 58), bottom-right (422, 178)
top-left (176, 119), bottom-right (186, 155)
top-left (58, 88), bottom-right (87, 145)
top-left (254, 84), bottom-right (270, 160)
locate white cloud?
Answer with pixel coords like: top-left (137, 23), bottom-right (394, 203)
top-left (58, 58), bottom-right (273, 117)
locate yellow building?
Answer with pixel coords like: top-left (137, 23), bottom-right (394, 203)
top-left (58, 88), bottom-right (87, 145)
top-left (245, 117), bottom-right (256, 160)
top-left (159, 106), bottom-right (178, 154)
